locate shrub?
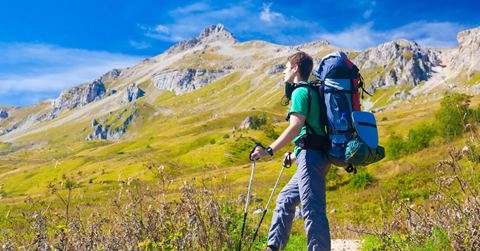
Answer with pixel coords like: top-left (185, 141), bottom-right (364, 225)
top-left (349, 170), bottom-right (375, 190)
top-left (405, 123), bottom-right (437, 152)
top-left (435, 93), bottom-right (471, 139)
top-left (359, 148), bottom-right (480, 250)
top-left (250, 113), bottom-right (268, 130)
top-left (386, 133), bottom-right (408, 159)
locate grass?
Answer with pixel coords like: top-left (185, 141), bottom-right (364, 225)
top-left (2, 45), bottom-right (480, 248)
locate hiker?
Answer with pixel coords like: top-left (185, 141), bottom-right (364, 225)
top-left (250, 51), bottom-right (331, 251)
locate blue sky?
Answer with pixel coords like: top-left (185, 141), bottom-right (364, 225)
top-left (0, 0), bottom-right (479, 106)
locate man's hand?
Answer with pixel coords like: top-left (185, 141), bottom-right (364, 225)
top-left (249, 145), bottom-right (267, 161)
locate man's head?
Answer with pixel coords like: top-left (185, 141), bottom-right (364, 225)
top-left (283, 51), bottom-right (313, 83)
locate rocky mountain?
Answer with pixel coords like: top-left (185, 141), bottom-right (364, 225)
top-left (50, 79), bottom-right (106, 118)
top-left (353, 39), bottom-right (441, 92)
top-left (1, 24), bottom-right (479, 143)
top-left (166, 24), bottom-right (236, 54)
top-left (450, 27), bottom-right (480, 74)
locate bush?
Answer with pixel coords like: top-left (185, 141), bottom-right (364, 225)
top-left (435, 93), bottom-right (471, 139)
top-left (386, 133), bottom-right (408, 159)
top-left (405, 123), bottom-right (437, 152)
top-left (360, 148), bottom-right (480, 250)
top-left (250, 113), bottom-right (268, 129)
top-left (349, 170), bottom-right (375, 190)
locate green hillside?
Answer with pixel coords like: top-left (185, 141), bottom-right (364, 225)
top-left (1, 28), bottom-right (480, 249)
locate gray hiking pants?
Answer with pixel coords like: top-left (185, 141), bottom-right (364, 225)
top-left (267, 149), bottom-right (331, 250)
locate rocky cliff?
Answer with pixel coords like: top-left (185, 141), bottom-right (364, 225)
top-left (450, 27), bottom-right (480, 74)
top-left (354, 39), bottom-right (441, 91)
top-left (152, 68), bottom-right (230, 94)
top-left (50, 78), bottom-right (106, 118)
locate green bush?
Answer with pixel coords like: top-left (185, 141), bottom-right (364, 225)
top-left (250, 113), bottom-right (268, 129)
top-left (406, 123), bottom-right (437, 152)
top-left (349, 170), bottom-right (375, 190)
top-left (386, 133), bottom-right (408, 159)
top-left (435, 93), bottom-right (471, 139)
top-left (385, 123), bottom-right (436, 160)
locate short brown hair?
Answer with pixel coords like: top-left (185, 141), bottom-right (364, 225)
top-left (287, 51), bottom-right (313, 80)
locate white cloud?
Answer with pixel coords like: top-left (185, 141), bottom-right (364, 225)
top-left (169, 2), bottom-right (210, 15)
top-left (260, 3), bottom-right (284, 24)
top-left (129, 40), bottom-right (151, 49)
top-left (359, 0), bottom-right (376, 19)
top-left (154, 24), bottom-right (170, 34)
top-left (0, 43), bottom-right (142, 96)
top-left (142, 1), bottom-right (317, 45)
top-left (318, 21), bottom-right (464, 49)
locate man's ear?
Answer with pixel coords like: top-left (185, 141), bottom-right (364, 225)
top-left (292, 64), bottom-right (299, 75)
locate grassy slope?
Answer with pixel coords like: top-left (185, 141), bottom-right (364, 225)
top-left (1, 45), bottom-right (480, 248)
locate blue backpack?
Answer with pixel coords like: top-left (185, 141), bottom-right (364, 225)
top-left (313, 52), bottom-right (385, 173)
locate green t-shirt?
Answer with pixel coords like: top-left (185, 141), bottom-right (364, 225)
top-left (288, 84), bottom-right (327, 156)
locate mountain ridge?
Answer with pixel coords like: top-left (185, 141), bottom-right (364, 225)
top-left (0, 24), bottom-right (479, 143)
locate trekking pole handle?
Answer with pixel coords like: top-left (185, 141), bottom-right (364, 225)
top-left (249, 142), bottom-right (266, 161)
top-left (282, 152), bottom-right (293, 168)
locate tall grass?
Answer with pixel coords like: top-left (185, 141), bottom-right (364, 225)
top-left (0, 161), bottom-right (264, 250)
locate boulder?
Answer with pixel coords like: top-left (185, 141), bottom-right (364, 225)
top-left (124, 84), bottom-right (145, 102)
top-left (239, 116), bottom-right (253, 129)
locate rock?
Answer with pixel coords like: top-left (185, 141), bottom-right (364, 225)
top-left (393, 90), bottom-right (411, 100)
top-left (107, 89), bottom-right (117, 96)
top-left (239, 116), bottom-right (253, 129)
top-left (124, 84), bottom-right (145, 102)
top-left (0, 110), bottom-right (8, 119)
top-left (166, 24), bottom-right (236, 54)
top-left (50, 79), bottom-right (106, 118)
top-left (152, 68), bottom-right (229, 94)
top-left (451, 27), bottom-right (480, 73)
top-left (267, 64), bottom-right (285, 74)
top-left (86, 107), bottom-right (138, 141)
top-left (354, 39), bottom-right (440, 91)
top-left (100, 69), bottom-right (122, 82)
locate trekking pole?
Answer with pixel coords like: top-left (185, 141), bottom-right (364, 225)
top-left (237, 160), bottom-right (256, 251)
top-left (248, 152), bottom-right (292, 250)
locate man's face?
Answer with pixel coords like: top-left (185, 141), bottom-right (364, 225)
top-left (283, 61), bottom-right (296, 82)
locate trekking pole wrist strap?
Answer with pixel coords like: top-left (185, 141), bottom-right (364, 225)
top-left (265, 146), bottom-right (274, 156)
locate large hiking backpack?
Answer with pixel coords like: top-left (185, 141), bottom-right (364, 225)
top-left (313, 51), bottom-right (385, 172)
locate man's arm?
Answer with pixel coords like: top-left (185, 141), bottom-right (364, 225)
top-left (250, 113), bottom-right (305, 160)
top-left (269, 113), bottom-right (305, 153)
